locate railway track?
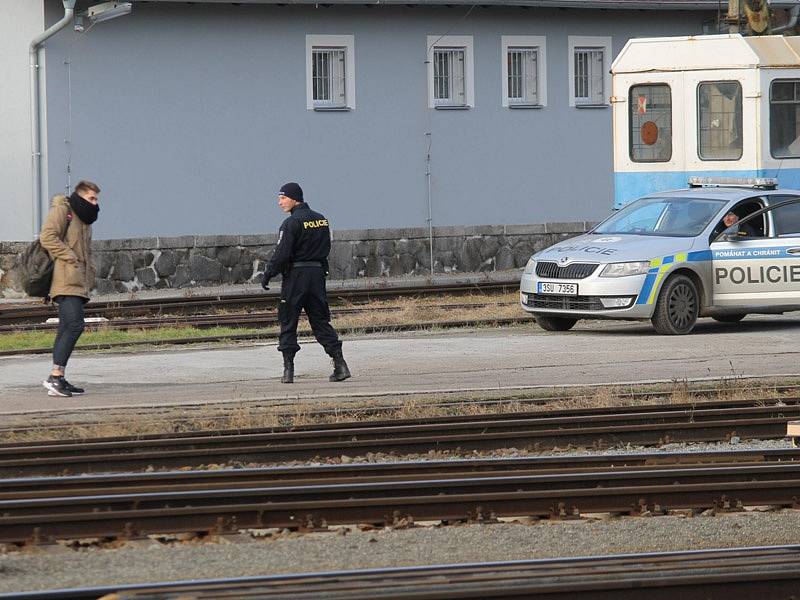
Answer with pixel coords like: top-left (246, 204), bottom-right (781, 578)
top-left (1, 399), bottom-right (797, 477)
top-left (3, 451), bottom-right (800, 544)
top-left (3, 385), bottom-right (796, 437)
top-left (0, 315), bottom-right (530, 357)
top-left (2, 448), bottom-right (796, 499)
top-left (8, 546), bottom-right (800, 600)
top-left (0, 280), bottom-right (519, 326)
top-left (0, 301), bottom-right (513, 334)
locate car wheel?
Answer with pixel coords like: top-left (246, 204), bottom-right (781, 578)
top-left (651, 274), bottom-right (699, 335)
top-left (534, 314), bottom-right (578, 331)
top-left (712, 314), bottom-right (746, 323)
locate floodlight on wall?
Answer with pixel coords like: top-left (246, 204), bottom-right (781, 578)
top-left (75, 1), bottom-right (132, 31)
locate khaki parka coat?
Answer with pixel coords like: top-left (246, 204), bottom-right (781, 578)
top-left (39, 195), bottom-right (95, 300)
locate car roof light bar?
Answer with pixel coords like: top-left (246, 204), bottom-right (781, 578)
top-left (687, 176), bottom-right (778, 190)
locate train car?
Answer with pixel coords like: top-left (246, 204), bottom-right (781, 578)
top-left (612, 34), bottom-right (800, 209)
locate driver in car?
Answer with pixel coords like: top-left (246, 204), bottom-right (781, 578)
top-left (721, 211), bottom-right (760, 238)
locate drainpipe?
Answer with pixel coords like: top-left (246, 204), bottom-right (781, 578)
top-left (30, 0), bottom-right (76, 239)
top-left (772, 6), bottom-right (800, 34)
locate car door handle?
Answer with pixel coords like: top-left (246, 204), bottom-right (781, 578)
top-left (788, 248), bottom-right (800, 255)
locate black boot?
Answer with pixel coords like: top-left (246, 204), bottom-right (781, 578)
top-left (329, 350), bottom-right (351, 382)
top-left (281, 353), bottom-right (295, 384)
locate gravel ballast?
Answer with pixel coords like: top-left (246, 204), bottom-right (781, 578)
top-left (3, 511), bottom-right (800, 594)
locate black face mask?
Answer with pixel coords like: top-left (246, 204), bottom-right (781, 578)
top-left (68, 192), bottom-right (100, 225)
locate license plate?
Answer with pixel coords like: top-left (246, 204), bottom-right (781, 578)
top-left (538, 282), bottom-right (578, 295)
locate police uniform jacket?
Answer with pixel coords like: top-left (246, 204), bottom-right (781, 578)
top-left (265, 203), bottom-right (331, 279)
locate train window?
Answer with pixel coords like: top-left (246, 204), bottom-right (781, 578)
top-left (629, 84), bottom-right (672, 162)
top-left (770, 80), bottom-right (800, 159)
top-left (697, 81), bottom-right (743, 161)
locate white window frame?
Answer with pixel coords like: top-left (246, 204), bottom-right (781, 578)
top-left (568, 36), bottom-right (611, 107)
top-left (306, 34), bottom-right (355, 111)
top-left (427, 35), bottom-right (474, 109)
top-left (501, 35), bottom-right (547, 108)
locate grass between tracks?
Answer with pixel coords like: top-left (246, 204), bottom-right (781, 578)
top-left (0, 292), bottom-right (522, 352)
top-left (2, 377), bottom-right (796, 444)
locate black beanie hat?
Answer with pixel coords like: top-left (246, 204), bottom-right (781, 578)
top-left (279, 182), bottom-right (304, 202)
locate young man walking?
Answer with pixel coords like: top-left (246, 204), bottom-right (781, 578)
top-left (39, 180), bottom-right (100, 397)
top-left (262, 182), bottom-right (350, 383)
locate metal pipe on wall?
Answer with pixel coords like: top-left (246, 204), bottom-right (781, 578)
top-left (30, 0), bottom-right (76, 239)
top-left (425, 131), bottom-right (434, 276)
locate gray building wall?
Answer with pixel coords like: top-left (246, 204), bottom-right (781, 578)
top-left (38, 2), bottom-right (711, 240)
top-left (0, 1), bottom-right (44, 242)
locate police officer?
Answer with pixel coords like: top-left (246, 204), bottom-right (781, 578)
top-left (262, 182), bottom-right (351, 384)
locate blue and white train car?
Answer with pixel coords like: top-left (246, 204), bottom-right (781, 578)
top-left (612, 34), bottom-right (800, 209)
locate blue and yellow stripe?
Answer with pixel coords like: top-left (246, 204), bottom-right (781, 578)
top-left (635, 250), bottom-right (710, 305)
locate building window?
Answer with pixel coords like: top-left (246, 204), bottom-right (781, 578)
top-left (574, 48), bottom-right (604, 104)
top-left (770, 80), bottom-right (800, 159)
top-left (629, 84), bottom-right (672, 162)
top-left (306, 35), bottom-right (355, 110)
top-left (434, 48), bottom-right (465, 105)
top-left (312, 48), bottom-right (346, 107)
top-left (568, 36), bottom-right (611, 107)
top-left (427, 36), bottom-right (474, 109)
top-left (501, 36), bottom-right (547, 108)
top-left (697, 81), bottom-right (742, 160)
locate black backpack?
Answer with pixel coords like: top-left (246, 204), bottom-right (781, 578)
top-left (18, 216), bottom-right (71, 298)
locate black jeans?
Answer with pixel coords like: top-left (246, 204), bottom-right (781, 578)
top-left (277, 267), bottom-right (342, 356)
top-left (52, 295), bottom-right (86, 369)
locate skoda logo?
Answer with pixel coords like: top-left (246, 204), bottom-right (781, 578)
top-left (559, 256), bottom-right (570, 265)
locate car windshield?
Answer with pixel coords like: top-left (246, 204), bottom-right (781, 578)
top-left (594, 197), bottom-right (727, 237)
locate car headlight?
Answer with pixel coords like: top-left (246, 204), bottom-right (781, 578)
top-left (599, 261), bottom-right (651, 277)
top-left (523, 258), bottom-right (536, 275)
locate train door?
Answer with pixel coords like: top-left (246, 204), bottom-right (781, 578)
top-left (613, 73), bottom-right (684, 207)
top-left (710, 196), bottom-right (800, 307)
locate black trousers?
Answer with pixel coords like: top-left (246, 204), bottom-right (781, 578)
top-left (52, 295), bottom-right (86, 368)
top-left (277, 266), bottom-right (342, 356)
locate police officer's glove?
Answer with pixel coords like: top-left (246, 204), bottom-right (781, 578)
top-left (261, 275), bottom-right (270, 291)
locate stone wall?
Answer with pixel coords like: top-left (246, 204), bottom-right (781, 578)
top-left (0, 222), bottom-right (593, 298)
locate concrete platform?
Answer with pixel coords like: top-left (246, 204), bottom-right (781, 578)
top-left (3, 313), bottom-right (800, 415)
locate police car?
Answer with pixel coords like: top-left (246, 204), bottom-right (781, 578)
top-left (520, 178), bottom-right (800, 334)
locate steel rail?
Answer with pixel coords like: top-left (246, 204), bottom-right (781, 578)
top-left (5, 386), bottom-right (800, 437)
top-left (6, 546), bottom-right (800, 600)
top-left (0, 301), bottom-right (512, 334)
top-left (0, 281), bottom-right (519, 325)
top-left (1, 448), bottom-right (796, 500)
top-left (3, 462), bottom-right (800, 543)
top-left (0, 315), bottom-right (531, 357)
top-left (1, 402), bottom-right (798, 477)
top-left (7, 396), bottom-right (800, 446)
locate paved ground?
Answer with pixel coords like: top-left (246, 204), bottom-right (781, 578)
top-left (3, 314), bottom-right (800, 415)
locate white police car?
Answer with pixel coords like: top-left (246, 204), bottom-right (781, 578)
top-left (520, 178), bottom-right (800, 334)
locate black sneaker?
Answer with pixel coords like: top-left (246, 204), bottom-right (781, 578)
top-left (63, 380), bottom-right (85, 395)
top-left (43, 375), bottom-right (72, 397)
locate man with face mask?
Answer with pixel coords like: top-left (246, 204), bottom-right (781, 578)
top-left (39, 180), bottom-right (100, 397)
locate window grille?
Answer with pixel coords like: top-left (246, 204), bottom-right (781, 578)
top-left (770, 80), bottom-right (800, 159)
top-left (433, 48), bottom-right (466, 106)
top-left (574, 48), bottom-right (604, 105)
top-left (698, 81), bottom-right (742, 160)
top-left (312, 48), bottom-right (346, 107)
top-left (629, 84), bottom-right (672, 162)
top-left (507, 48), bottom-right (538, 105)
